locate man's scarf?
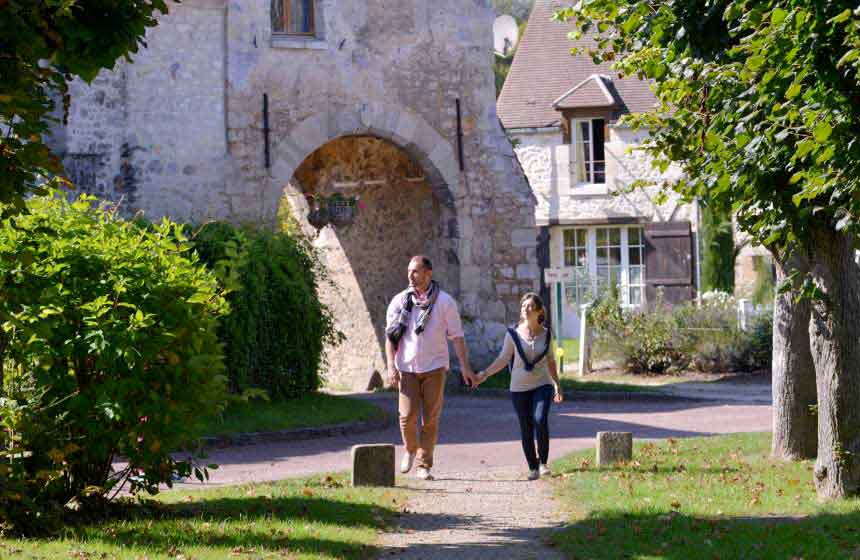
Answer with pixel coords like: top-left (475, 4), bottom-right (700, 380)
top-left (386, 281), bottom-right (440, 345)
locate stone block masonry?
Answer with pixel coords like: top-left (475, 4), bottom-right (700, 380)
top-left (54, 0), bottom-right (537, 391)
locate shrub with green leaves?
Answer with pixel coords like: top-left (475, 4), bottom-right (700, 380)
top-left (192, 222), bottom-right (341, 399)
top-left (0, 193), bottom-right (227, 534)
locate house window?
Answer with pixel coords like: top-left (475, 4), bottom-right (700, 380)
top-left (562, 226), bottom-right (645, 308)
top-left (571, 118), bottom-right (606, 185)
top-left (272, 0), bottom-right (315, 35)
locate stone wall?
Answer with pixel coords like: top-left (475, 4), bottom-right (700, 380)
top-left (57, 0), bottom-right (537, 388)
top-left (512, 126), bottom-right (694, 227)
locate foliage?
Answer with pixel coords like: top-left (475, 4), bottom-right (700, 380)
top-left (751, 256), bottom-right (776, 306)
top-left (192, 222), bottom-right (342, 400)
top-left (0, 473), bottom-right (404, 557)
top-left (0, 0), bottom-right (168, 209)
top-left (590, 290), bottom-right (689, 374)
top-left (591, 290), bottom-right (772, 374)
top-left (700, 202), bottom-right (735, 294)
top-left (0, 193), bottom-right (227, 534)
top-left (550, 432), bottom-right (860, 558)
top-left (555, 1), bottom-right (860, 252)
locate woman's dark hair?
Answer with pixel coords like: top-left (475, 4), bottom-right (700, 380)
top-left (519, 292), bottom-right (546, 325)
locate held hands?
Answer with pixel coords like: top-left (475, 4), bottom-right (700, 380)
top-left (387, 367), bottom-right (400, 390)
top-left (461, 368), bottom-right (478, 388)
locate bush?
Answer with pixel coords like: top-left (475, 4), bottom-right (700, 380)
top-left (590, 290), bottom-right (690, 374)
top-left (0, 194), bottom-right (227, 534)
top-left (192, 222), bottom-right (341, 399)
top-left (591, 289), bottom-right (772, 374)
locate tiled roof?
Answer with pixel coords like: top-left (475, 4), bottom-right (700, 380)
top-left (497, 0), bottom-right (658, 130)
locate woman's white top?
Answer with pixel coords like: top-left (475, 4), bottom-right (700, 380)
top-left (498, 327), bottom-right (554, 392)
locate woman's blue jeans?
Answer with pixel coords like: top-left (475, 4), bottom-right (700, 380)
top-left (510, 384), bottom-right (554, 470)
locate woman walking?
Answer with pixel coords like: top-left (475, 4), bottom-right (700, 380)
top-left (476, 292), bottom-right (563, 480)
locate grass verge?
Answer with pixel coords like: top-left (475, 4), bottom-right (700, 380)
top-left (201, 393), bottom-right (386, 437)
top-left (549, 432), bottom-right (860, 559)
top-left (1, 474), bottom-right (402, 560)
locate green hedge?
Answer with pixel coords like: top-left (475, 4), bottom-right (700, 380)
top-left (0, 194), bottom-right (227, 534)
top-left (192, 223), bottom-right (341, 399)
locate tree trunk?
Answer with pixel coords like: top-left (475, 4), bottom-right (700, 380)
top-left (771, 253), bottom-right (817, 460)
top-left (808, 228), bottom-right (860, 498)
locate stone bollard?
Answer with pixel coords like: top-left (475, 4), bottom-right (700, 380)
top-left (351, 444), bottom-right (395, 487)
top-left (596, 432), bottom-right (633, 467)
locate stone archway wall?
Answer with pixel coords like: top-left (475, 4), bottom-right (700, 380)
top-left (283, 136), bottom-right (457, 389)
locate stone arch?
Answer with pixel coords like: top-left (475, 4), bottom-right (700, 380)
top-left (268, 105), bottom-right (464, 391)
top-left (268, 102), bottom-right (461, 215)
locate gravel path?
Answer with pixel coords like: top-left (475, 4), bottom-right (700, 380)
top-left (378, 467), bottom-right (565, 559)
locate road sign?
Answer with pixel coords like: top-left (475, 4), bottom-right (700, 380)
top-left (543, 267), bottom-right (574, 284)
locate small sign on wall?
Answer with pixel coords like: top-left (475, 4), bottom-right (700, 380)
top-left (543, 267), bottom-right (574, 284)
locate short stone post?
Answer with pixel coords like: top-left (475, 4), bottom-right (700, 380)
top-left (351, 444), bottom-right (395, 487)
top-left (596, 432), bottom-right (633, 467)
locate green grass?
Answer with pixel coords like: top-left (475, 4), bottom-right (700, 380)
top-left (549, 432), bottom-right (860, 558)
top-left (1, 474), bottom-right (402, 559)
top-left (201, 393), bottom-right (385, 437)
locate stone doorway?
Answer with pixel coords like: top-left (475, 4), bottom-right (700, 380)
top-left (281, 135), bottom-right (460, 391)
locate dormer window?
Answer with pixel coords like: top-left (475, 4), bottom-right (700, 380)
top-left (571, 118), bottom-right (605, 185)
top-left (272, 0), bottom-right (314, 35)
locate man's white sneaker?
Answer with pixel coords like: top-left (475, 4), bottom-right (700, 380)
top-left (400, 452), bottom-right (415, 474)
top-left (527, 469), bottom-right (540, 481)
top-left (539, 464), bottom-right (552, 477)
top-left (415, 467), bottom-right (434, 480)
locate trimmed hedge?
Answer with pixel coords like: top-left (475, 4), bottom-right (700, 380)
top-left (192, 222), bottom-right (341, 399)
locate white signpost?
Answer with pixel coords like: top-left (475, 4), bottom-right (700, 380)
top-left (543, 268), bottom-right (574, 373)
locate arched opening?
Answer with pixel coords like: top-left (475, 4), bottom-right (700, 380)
top-left (280, 135), bottom-right (460, 390)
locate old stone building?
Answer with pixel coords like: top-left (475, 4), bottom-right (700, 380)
top-left (52, 0), bottom-right (538, 390)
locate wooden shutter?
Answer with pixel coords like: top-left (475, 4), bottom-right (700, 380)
top-left (644, 221), bottom-right (694, 305)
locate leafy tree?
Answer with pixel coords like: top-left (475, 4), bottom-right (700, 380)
top-left (0, 0), bottom-right (168, 208)
top-left (555, 1), bottom-right (860, 497)
top-left (492, 0), bottom-right (535, 23)
top-left (700, 203), bottom-right (735, 294)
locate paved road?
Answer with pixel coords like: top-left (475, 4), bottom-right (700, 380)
top-left (179, 392), bottom-right (772, 487)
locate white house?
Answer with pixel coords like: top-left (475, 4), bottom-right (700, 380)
top-left (498, 0), bottom-right (701, 339)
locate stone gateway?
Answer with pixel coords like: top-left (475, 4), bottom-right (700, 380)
top-left (51, 0), bottom-right (538, 390)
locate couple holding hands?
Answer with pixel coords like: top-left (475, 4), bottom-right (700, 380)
top-left (385, 255), bottom-right (563, 482)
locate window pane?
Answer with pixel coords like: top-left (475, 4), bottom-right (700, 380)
top-left (579, 121), bottom-right (591, 143)
top-left (610, 247), bottom-right (621, 265)
top-left (630, 227), bottom-right (643, 245)
top-left (609, 227), bottom-right (621, 245)
top-left (593, 119), bottom-right (605, 161)
top-left (576, 228), bottom-right (587, 247)
top-left (597, 229), bottom-right (608, 246)
top-left (593, 161), bottom-right (606, 184)
top-left (287, 0), bottom-right (313, 33)
top-left (597, 247), bottom-right (608, 265)
top-left (573, 140), bottom-right (589, 183)
top-left (272, 0), bottom-right (285, 31)
top-left (564, 229), bottom-right (575, 249)
top-left (629, 266), bottom-right (642, 284)
top-left (577, 248), bottom-right (587, 266)
top-left (564, 248), bottom-right (575, 267)
top-left (629, 246), bottom-right (641, 265)
top-left (629, 287), bottom-right (642, 306)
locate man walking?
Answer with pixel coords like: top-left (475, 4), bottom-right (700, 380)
top-left (386, 255), bottom-right (475, 480)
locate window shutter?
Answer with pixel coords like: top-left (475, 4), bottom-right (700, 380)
top-left (644, 221), bottom-right (694, 305)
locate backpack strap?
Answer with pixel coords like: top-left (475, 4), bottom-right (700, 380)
top-left (508, 326), bottom-right (553, 372)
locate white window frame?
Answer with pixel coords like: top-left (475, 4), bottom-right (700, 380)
top-left (570, 118), bottom-right (606, 187)
top-left (560, 225), bottom-right (646, 309)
